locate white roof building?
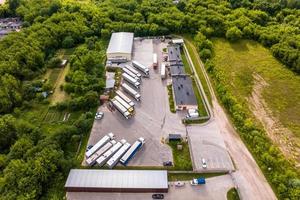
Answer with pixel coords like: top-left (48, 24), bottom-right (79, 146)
top-left (65, 169), bottom-right (168, 193)
top-left (106, 32), bottom-right (134, 62)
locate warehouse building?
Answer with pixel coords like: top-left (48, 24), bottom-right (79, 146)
top-left (172, 75), bottom-right (198, 110)
top-left (106, 32), bottom-right (134, 63)
top-left (65, 169), bottom-right (168, 193)
top-left (168, 45), bottom-right (185, 75)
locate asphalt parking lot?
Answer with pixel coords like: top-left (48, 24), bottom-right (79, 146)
top-left (66, 174), bottom-right (234, 200)
top-left (85, 39), bottom-right (186, 167)
top-left (187, 121), bottom-right (234, 172)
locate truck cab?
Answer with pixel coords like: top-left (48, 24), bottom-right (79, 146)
top-left (190, 177), bottom-right (206, 185)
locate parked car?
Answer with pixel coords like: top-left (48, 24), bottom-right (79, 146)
top-left (163, 161), bottom-right (173, 166)
top-left (86, 145), bottom-right (93, 152)
top-left (152, 194), bottom-right (164, 199)
top-left (95, 112), bottom-right (104, 120)
top-left (174, 181), bottom-right (185, 187)
top-left (202, 158), bottom-right (207, 169)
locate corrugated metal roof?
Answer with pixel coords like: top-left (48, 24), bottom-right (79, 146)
top-left (107, 32), bottom-right (134, 54)
top-left (65, 169), bottom-right (168, 189)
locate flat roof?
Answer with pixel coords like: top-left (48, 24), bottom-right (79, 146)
top-left (172, 76), bottom-right (197, 106)
top-left (107, 32), bottom-right (134, 54)
top-left (65, 169), bottom-right (168, 189)
top-left (168, 45), bottom-right (186, 76)
top-left (168, 45), bottom-right (181, 61)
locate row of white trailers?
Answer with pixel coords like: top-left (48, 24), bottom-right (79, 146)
top-left (85, 133), bottom-right (145, 168)
top-left (111, 61), bottom-right (149, 119)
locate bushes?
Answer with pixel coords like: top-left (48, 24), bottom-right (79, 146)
top-left (226, 26), bottom-right (243, 41)
top-left (167, 84), bottom-right (176, 113)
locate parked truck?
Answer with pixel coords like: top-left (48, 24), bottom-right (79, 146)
top-left (153, 53), bottom-right (158, 70)
top-left (111, 99), bottom-right (131, 119)
top-left (116, 90), bottom-right (135, 107)
top-left (85, 133), bottom-right (115, 158)
top-left (114, 96), bottom-right (134, 113)
top-left (96, 139), bottom-right (126, 167)
top-left (190, 177), bottom-right (206, 185)
top-left (86, 140), bottom-right (117, 166)
top-left (120, 137), bottom-right (145, 165)
top-left (161, 63), bottom-right (166, 79)
top-left (124, 65), bottom-right (142, 78)
top-left (122, 67), bottom-right (140, 81)
top-left (132, 60), bottom-right (149, 76)
top-left (122, 73), bottom-right (140, 88)
top-left (121, 83), bottom-right (141, 101)
top-left (106, 142), bottom-right (131, 168)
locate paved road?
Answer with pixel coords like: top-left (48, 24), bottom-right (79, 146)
top-left (184, 38), bottom-right (277, 200)
top-left (67, 175), bottom-right (233, 200)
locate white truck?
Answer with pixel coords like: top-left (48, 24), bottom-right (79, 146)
top-left (85, 133), bottom-right (115, 158)
top-left (114, 96), bottom-right (134, 113)
top-left (124, 65), bottom-right (142, 78)
top-left (186, 109), bottom-right (199, 118)
top-left (120, 137), bottom-right (145, 165)
top-left (116, 90), bottom-right (135, 107)
top-left (121, 83), bottom-right (141, 101)
top-left (85, 140), bottom-right (117, 166)
top-left (132, 60), bottom-right (149, 76)
top-left (122, 73), bottom-right (140, 89)
top-left (161, 63), bottom-right (166, 79)
top-left (153, 53), bottom-right (158, 69)
top-left (96, 139), bottom-right (126, 167)
top-left (106, 142), bottom-right (131, 169)
top-left (111, 99), bottom-right (131, 119)
top-left (122, 67), bottom-right (140, 81)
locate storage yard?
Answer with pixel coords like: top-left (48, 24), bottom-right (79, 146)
top-left (67, 33), bottom-right (235, 199)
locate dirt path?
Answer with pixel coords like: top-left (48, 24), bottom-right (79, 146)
top-left (50, 64), bottom-right (70, 105)
top-left (184, 38), bottom-right (276, 200)
top-left (249, 73), bottom-right (300, 165)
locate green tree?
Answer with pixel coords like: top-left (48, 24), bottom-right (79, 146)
top-left (226, 26), bottom-right (243, 41)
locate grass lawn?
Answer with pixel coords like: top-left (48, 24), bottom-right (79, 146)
top-left (182, 35), bottom-right (212, 104)
top-left (227, 188), bottom-right (240, 200)
top-left (168, 141), bottom-right (193, 171)
top-left (181, 50), bottom-right (192, 75)
top-left (167, 84), bottom-right (176, 113)
top-left (47, 68), bottom-right (62, 86)
top-left (168, 172), bottom-right (225, 181)
top-left (212, 38), bottom-right (300, 138)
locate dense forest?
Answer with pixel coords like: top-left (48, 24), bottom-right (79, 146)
top-left (0, 0), bottom-right (299, 199)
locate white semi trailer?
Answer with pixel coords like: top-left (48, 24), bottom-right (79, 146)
top-left (111, 99), bottom-right (131, 119)
top-left (85, 140), bottom-right (117, 166)
top-left (161, 63), bottom-right (166, 79)
top-left (114, 96), bottom-right (134, 113)
top-left (121, 83), bottom-right (141, 101)
top-left (122, 73), bottom-right (140, 89)
top-left (122, 67), bottom-right (140, 81)
top-left (85, 133), bottom-right (115, 158)
top-left (120, 137), bottom-right (145, 165)
top-left (106, 142), bottom-right (131, 169)
top-left (132, 60), bottom-right (149, 76)
top-left (124, 65), bottom-right (142, 78)
top-left (116, 90), bottom-right (135, 107)
top-left (96, 139), bottom-right (126, 167)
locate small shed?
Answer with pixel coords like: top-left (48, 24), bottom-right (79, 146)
top-left (168, 133), bottom-right (182, 142)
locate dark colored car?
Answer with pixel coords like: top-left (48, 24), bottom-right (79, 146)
top-left (163, 161), bottom-right (173, 166)
top-left (86, 145), bottom-right (93, 152)
top-left (152, 194), bottom-right (164, 199)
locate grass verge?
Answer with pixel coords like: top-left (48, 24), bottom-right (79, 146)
top-left (168, 172), bottom-right (225, 181)
top-left (168, 141), bottom-right (193, 171)
top-left (167, 84), bottom-right (176, 113)
top-left (227, 188), bottom-right (240, 200)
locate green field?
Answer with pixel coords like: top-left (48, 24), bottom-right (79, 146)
top-left (168, 141), bottom-right (193, 171)
top-left (212, 38), bottom-right (300, 139)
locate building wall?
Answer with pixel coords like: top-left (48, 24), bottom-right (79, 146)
top-left (65, 187), bottom-right (168, 193)
top-left (176, 104), bottom-right (198, 111)
top-left (107, 52), bottom-right (131, 61)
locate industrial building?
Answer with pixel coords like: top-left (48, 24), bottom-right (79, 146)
top-left (106, 32), bottom-right (134, 62)
top-left (172, 76), bottom-right (197, 110)
top-left (65, 169), bottom-right (168, 193)
top-left (167, 44), bottom-right (198, 110)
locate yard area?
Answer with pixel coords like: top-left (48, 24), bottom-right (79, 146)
top-left (168, 141), bottom-right (193, 171)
